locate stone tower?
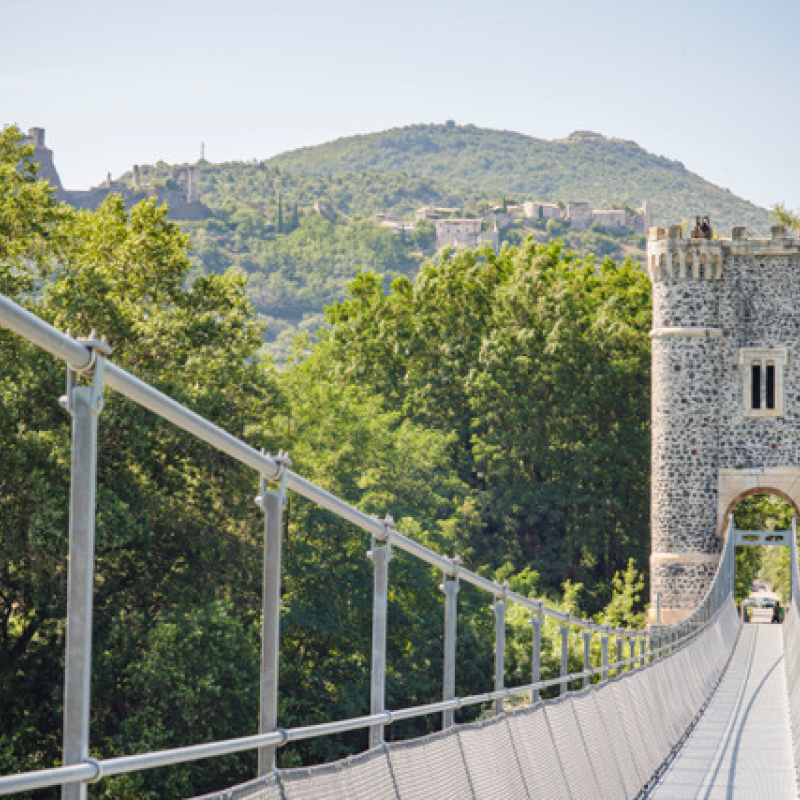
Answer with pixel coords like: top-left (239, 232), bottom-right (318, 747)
top-left (648, 223), bottom-right (800, 623)
top-left (22, 127), bottom-right (65, 199)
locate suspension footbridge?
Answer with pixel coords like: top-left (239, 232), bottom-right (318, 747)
top-left (1, 260), bottom-right (800, 798)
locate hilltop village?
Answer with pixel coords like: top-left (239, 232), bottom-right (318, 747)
top-left (24, 126), bottom-right (651, 254)
top-left (376, 199), bottom-right (652, 252)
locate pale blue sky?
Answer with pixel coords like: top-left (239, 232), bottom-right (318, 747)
top-left (3, 0), bottom-right (799, 215)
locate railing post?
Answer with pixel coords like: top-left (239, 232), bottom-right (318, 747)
top-left (493, 585), bottom-right (508, 715)
top-left (256, 452), bottom-right (290, 776)
top-left (582, 630), bottom-right (591, 688)
top-left (617, 637), bottom-right (624, 676)
top-left (601, 629), bottom-right (609, 682)
top-left (792, 516), bottom-right (797, 607)
top-left (440, 558), bottom-right (460, 729)
top-left (368, 517), bottom-right (393, 748)
top-left (560, 618), bottom-right (570, 695)
top-left (61, 341), bottom-right (108, 800)
top-left (639, 636), bottom-right (646, 668)
top-left (629, 637), bottom-right (637, 672)
top-left (531, 607), bottom-right (543, 703)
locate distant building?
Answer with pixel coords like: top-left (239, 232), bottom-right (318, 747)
top-left (415, 206), bottom-right (439, 221)
top-left (378, 220), bottom-right (415, 237)
top-left (375, 213), bottom-right (402, 224)
top-left (435, 219), bottom-right (482, 250)
top-left (564, 202), bottom-right (593, 230)
top-left (21, 127), bottom-right (210, 221)
top-left (314, 200), bottom-right (339, 222)
top-left (522, 201), bottom-right (561, 221)
top-left (21, 128), bottom-right (65, 200)
top-left (590, 208), bottom-right (628, 231)
top-left (521, 198), bottom-right (651, 233)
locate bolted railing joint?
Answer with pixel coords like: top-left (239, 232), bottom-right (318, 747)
top-left (60, 334), bottom-right (111, 417)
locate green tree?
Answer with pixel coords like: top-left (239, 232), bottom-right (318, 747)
top-left (597, 560), bottom-right (646, 629)
top-left (772, 203), bottom-right (800, 233)
top-left (733, 494), bottom-right (795, 603)
top-left (325, 239), bottom-right (652, 603)
top-left (412, 219), bottom-right (436, 250)
top-left (0, 135), bottom-right (282, 795)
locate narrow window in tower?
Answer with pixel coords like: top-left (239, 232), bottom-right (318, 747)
top-left (766, 363), bottom-right (776, 409)
top-left (741, 348), bottom-right (787, 418)
top-left (752, 363), bottom-right (762, 409)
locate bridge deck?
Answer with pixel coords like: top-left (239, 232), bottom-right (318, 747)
top-left (651, 623), bottom-right (798, 799)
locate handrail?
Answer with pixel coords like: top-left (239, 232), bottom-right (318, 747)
top-left (0, 603), bottom-right (729, 796)
top-left (0, 290), bottom-right (738, 796)
top-left (782, 516), bottom-right (800, 775)
top-left (0, 292), bottom-right (633, 635)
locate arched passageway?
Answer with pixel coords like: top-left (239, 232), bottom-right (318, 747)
top-left (727, 491), bottom-right (796, 618)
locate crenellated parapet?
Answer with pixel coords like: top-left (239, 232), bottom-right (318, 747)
top-left (648, 226), bottom-right (724, 282)
top-left (647, 225), bottom-right (800, 282)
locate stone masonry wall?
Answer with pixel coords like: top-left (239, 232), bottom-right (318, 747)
top-left (648, 228), bottom-right (800, 620)
top-left (717, 254), bottom-right (800, 471)
top-left (651, 334), bottom-right (721, 556)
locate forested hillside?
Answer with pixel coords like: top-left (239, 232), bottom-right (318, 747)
top-left (267, 123), bottom-right (771, 233)
top-left (123, 159), bottom-right (644, 362)
top-left (109, 122), bottom-right (772, 361)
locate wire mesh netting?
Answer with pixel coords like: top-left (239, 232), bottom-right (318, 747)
top-left (782, 520), bottom-right (800, 781)
top-left (194, 601), bottom-right (740, 800)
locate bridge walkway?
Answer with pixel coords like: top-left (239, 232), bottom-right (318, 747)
top-left (651, 623), bottom-right (798, 799)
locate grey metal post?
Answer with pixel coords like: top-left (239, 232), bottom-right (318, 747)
top-left (639, 636), bottom-right (646, 668)
top-left (560, 620), bottom-right (570, 695)
top-left (441, 560), bottom-right (460, 729)
top-left (61, 344), bottom-right (107, 800)
top-left (256, 454), bottom-right (289, 776)
top-left (601, 630), bottom-right (609, 682)
top-left (582, 631), bottom-right (591, 688)
top-left (531, 610), bottom-right (543, 703)
top-left (790, 516), bottom-right (797, 609)
top-left (368, 520), bottom-right (393, 748)
top-left (617, 637), bottom-right (624, 676)
top-left (494, 588), bottom-right (507, 715)
top-left (629, 637), bottom-right (637, 672)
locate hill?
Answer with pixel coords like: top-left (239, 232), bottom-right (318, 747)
top-left (266, 124), bottom-right (772, 233)
top-left (111, 122), bottom-right (773, 363)
top-left (123, 160), bottom-right (644, 363)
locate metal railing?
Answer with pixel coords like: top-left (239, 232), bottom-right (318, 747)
top-left (782, 517), bottom-right (800, 772)
top-left (0, 291), bottom-right (738, 797)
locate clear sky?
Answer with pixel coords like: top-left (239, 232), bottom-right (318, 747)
top-left (3, 0), bottom-right (799, 216)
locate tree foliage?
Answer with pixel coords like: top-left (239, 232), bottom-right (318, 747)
top-left (0, 125), bottom-right (653, 798)
top-left (732, 493), bottom-right (795, 603)
top-left (325, 240), bottom-right (652, 599)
